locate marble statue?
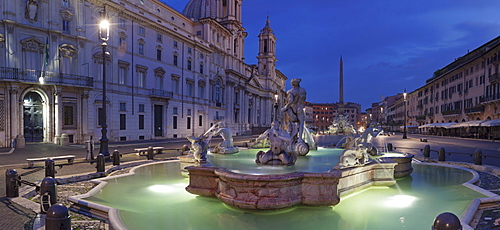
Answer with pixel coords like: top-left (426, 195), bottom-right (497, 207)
top-left (187, 135), bottom-right (208, 162)
top-left (282, 78), bottom-right (309, 156)
top-left (206, 121), bottom-right (239, 154)
top-left (339, 122), bottom-right (384, 168)
top-left (328, 114), bottom-right (356, 135)
top-left (255, 121), bottom-right (296, 165)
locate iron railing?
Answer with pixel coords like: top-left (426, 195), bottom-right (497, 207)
top-left (0, 67), bottom-right (93, 87)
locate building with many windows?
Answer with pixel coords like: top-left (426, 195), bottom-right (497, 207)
top-left (0, 0), bottom-right (286, 148)
top-left (367, 35), bottom-right (500, 138)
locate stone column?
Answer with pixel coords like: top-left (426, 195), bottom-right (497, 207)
top-left (80, 93), bottom-right (89, 142)
top-left (10, 88), bottom-right (25, 148)
top-left (53, 90), bottom-right (62, 145)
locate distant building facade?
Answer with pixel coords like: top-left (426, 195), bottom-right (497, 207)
top-left (0, 0), bottom-right (286, 148)
top-left (309, 102), bottom-right (361, 133)
top-left (368, 35), bottom-right (500, 138)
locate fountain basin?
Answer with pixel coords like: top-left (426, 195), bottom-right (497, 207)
top-left (185, 159), bottom-right (397, 210)
top-left (186, 166), bottom-right (341, 210)
top-left (377, 153), bottom-right (414, 178)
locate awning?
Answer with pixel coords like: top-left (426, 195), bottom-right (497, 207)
top-left (480, 119), bottom-right (500, 127)
top-left (418, 123), bottom-right (456, 129)
top-left (449, 120), bottom-right (485, 128)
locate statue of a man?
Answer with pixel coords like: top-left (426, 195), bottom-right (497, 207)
top-left (282, 78), bottom-right (307, 140)
top-left (213, 122), bottom-right (233, 148)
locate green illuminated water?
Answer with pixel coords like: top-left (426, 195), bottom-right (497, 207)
top-left (83, 149), bottom-right (484, 229)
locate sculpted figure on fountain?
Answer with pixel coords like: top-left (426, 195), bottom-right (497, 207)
top-left (339, 122), bottom-right (384, 168)
top-left (187, 135), bottom-right (209, 162)
top-left (207, 121), bottom-right (239, 154)
top-left (282, 78), bottom-right (310, 156)
top-left (255, 121), bottom-right (296, 165)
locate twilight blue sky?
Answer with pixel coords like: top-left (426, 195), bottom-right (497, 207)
top-left (163, 0), bottom-right (500, 110)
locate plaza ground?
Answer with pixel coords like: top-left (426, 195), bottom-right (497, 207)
top-left (0, 134), bottom-right (499, 229)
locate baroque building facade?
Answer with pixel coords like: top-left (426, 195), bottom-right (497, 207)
top-left (0, 0), bottom-right (286, 148)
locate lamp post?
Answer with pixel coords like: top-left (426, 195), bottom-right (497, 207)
top-left (274, 93), bottom-right (278, 122)
top-left (99, 6), bottom-right (110, 157)
top-left (402, 89), bottom-right (408, 139)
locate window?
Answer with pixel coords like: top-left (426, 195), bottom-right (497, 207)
top-left (62, 20), bottom-right (70, 34)
top-left (137, 71), bottom-right (145, 88)
top-left (156, 49), bottom-right (162, 61)
top-left (63, 104), bottom-right (76, 128)
top-left (62, 0), bottom-right (70, 7)
top-left (187, 117), bottom-right (191, 129)
top-left (139, 115), bottom-right (144, 129)
top-left (187, 60), bottom-right (192, 70)
top-left (188, 47), bottom-right (192, 54)
top-left (187, 109), bottom-right (192, 116)
top-left (119, 19), bottom-right (125, 28)
top-left (173, 54), bottom-right (178, 66)
top-left (173, 116), bottom-right (178, 129)
top-left (199, 115), bottom-right (203, 126)
top-left (119, 37), bottom-right (126, 49)
top-left (200, 63), bottom-right (204, 74)
top-left (120, 114), bottom-right (126, 130)
top-left (173, 107), bottom-right (178, 114)
top-left (155, 74), bottom-right (163, 90)
top-left (119, 102), bottom-right (126, 111)
top-left (118, 65), bottom-right (127, 85)
top-left (98, 108), bottom-right (104, 126)
top-left (138, 26), bottom-right (145, 35)
top-left (139, 104), bottom-right (145, 112)
top-left (173, 40), bottom-right (178, 48)
top-left (187, 81), bottom-right (193, 97)
top-left (138, 43), bottom-right (144, 55)
top-left (198, 84), bottom-right (205, 99)
top-left (172, 78), bottom-right (179, 94)
top-left (157, 34), bottom-right (162, 42)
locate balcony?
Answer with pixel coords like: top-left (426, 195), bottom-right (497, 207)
top-left (481, 94), bottom-right (500, 103)
top-left (489, 73), bottom-right (500, 84)
top-left (149, 89), bottom-right (173, 99)
top-left (0, 67), bottom-right (93, 88)
top-left (465, 106), bottom-right (484, 114)
top-left (441, 109), bottom-right (462, 116)
top-left (416, 115), bottom-right (426, 121)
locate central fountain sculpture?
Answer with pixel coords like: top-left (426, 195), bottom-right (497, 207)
top-left (328, 114), bottom-right (357, 135)
top-left (184, 78), bottom-right (406, 210)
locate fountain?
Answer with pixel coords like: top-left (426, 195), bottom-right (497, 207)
top-left (66, 78), bottom-right (484, 229)
top-left (328, 114), bottom-right (357, 135)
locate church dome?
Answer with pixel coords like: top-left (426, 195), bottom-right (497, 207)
top-left (182, 0), bottom-right (216, 21)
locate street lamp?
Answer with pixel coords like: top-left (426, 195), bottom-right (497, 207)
top-left (274, 93), bottom-right (279, 122)
top-left (99, 6), bottom-right (110, 157)
top-left (402, 89), bottom-right (408, 139)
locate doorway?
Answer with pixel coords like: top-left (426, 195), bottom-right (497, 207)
top-left (154, 105), bottom-right (163, 137)
top-left (23, 92), bottom-right (44, 142)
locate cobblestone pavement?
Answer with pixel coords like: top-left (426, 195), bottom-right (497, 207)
top-left (1, 134), bottom-right (500, 229)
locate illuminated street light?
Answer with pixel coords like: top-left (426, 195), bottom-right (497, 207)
top-left (99, 6), bottom-right (110, 157)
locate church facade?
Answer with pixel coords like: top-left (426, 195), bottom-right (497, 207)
top-left (0, 0), bottom-right (286, 148)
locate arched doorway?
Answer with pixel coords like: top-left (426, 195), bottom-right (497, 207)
top-left (23, 91), bottom-right (44, 142)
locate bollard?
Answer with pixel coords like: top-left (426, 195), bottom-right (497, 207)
top-left (147, 146), bottom-right (154, 160)
top-left (112, 149), bottom-right (121, 166)
top-left (45, 203), bottom-right (71, 230)
top-left (40, 177), bottom-right (57, 214)
top-left (5, 169), bottom-right (20, 197)
top-left (387, 143), bottom-right (393, 152)
top-left (45, 158), bottom-right (56, 178)
top-left (438, 147), bottom-right (446, 161)
top-left (96, 153), bottom-right (105, 173)
top-left (474, 149), bottom-right (482, 165)
top-left (423, 145), bottom-right (431, 158)
top-left (432, 212), bottom-right (462, 230)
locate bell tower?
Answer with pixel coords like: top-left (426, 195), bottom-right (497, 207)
top-left (257, 17), bottom-right (277, 80)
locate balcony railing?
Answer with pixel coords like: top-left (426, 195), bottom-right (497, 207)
top-left (481, 93), bottom-right (500, 103)
top-left (489, 73), bottom-right (500, 84)
top-left (149, 89), bottom-right (173, 99)
top-left (465, 106), bottom-right (484, 114)
top-left (416, 115), bottom-right (426, 120)
top-left (441, 109), bottom-right (462, 116)
top-left (0, 67), bottom-right (93, 87)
